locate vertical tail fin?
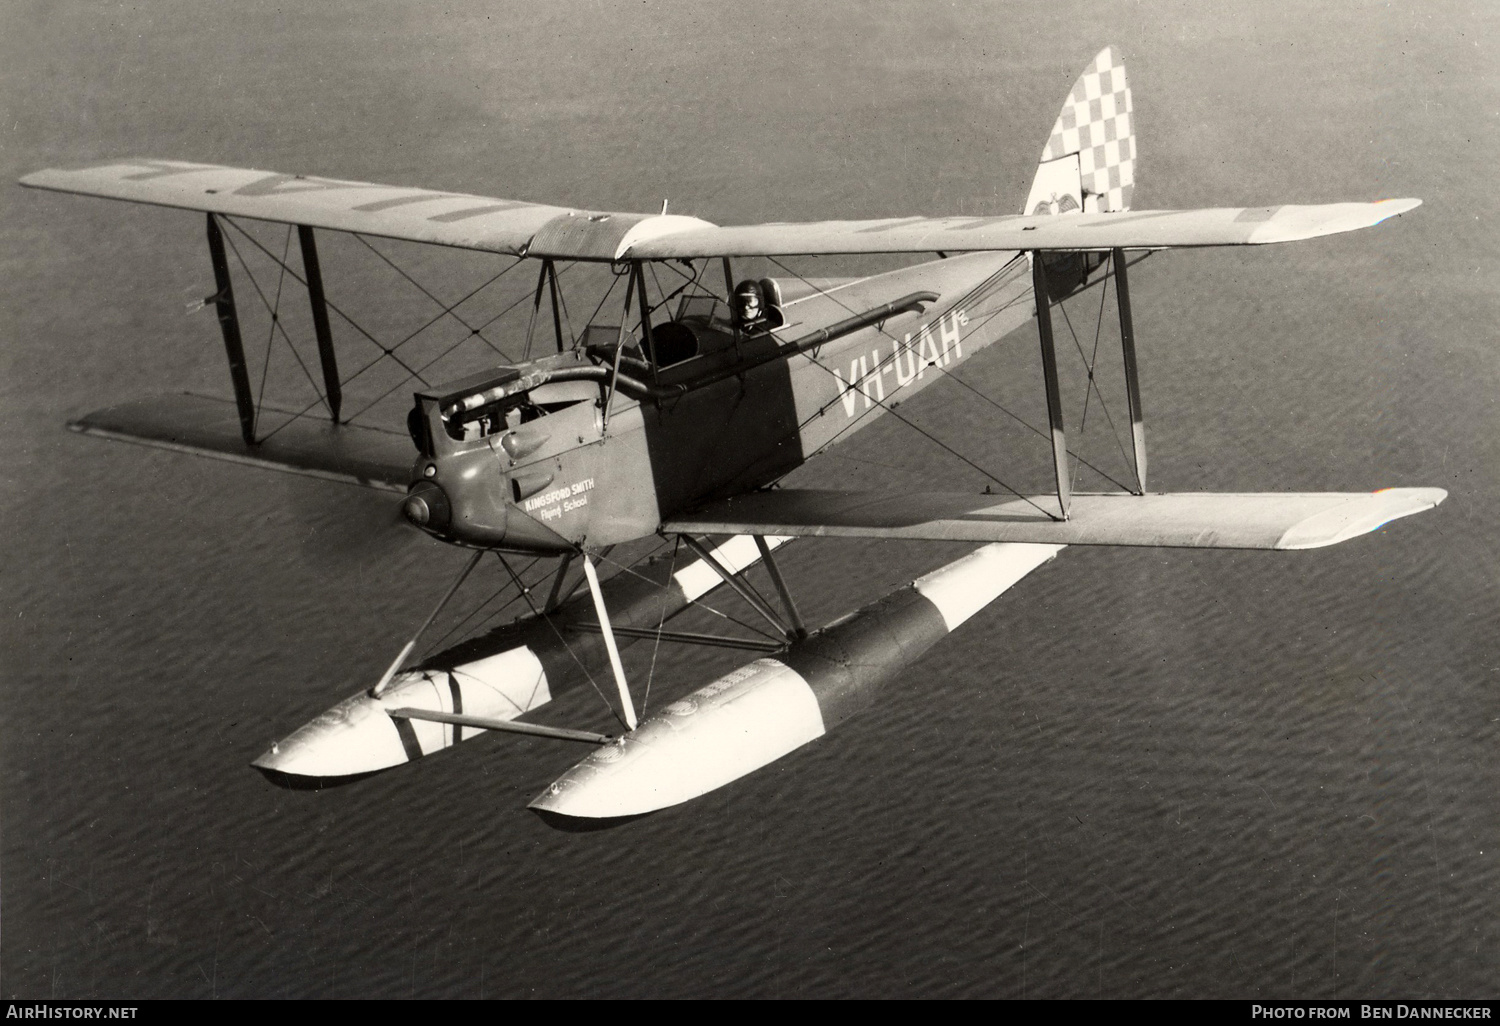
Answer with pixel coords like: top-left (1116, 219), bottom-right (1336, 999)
top-left (1023, 46), bottom-right (1136, 216)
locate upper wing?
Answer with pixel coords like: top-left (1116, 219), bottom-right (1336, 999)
top-left (18, 158), bottom-right (713, 259)
top-left (21, 159), bottom-right (1418, 259)
top-left (628, 201), bottom-right (1422, 258)
top-left (665, 488), bottom-right (1447, 550)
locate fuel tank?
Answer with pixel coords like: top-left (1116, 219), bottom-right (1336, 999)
top-left (529, 541), bottom-right (1063, 820)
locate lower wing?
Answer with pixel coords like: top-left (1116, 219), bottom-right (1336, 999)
top-left (70, 393), bottom-right (413, 492)
top-left (664, 488), bottom-right (1447, 550)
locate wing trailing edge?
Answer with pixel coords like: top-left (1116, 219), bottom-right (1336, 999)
top-left (664, 489), bottom-right (1447, 550)
top-left (69, 393), bottom-right (414, 492)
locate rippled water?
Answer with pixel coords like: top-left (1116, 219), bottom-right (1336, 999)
top-left (2, 0), bottom-right (1495, 998)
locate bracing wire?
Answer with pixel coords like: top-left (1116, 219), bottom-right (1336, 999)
top-left (1054, 274), bottom-right (1133, 490)
top-left (762, 255), bottom-right (1060, 518)
top-left (222, 217), bottom-right (546, 439)
top-left (352, 233), bottom-right (512, 357)
top-left (764, 253), bottom-right (1138, 499)
top-left (592, 545), bottom-right (784, 644)
top-left (640, 536), bottom-right (681, 717)
top-left (219, 225), bottom-right (329, 421)
top-left (224, 218), bottom-right (430, 387)
top-left (495, 552), bottom-right (622, 727)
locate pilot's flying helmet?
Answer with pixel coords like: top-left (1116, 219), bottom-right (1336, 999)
top-left (734, 279), bottom-right (764, 321)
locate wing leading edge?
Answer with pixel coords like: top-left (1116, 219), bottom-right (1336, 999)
top-left (665, 489), bottom-right (1447, 550)
top-left (628, 201), bottom-right (1422, 258)
top-left (18, 159), bottom-right (715, 259)
top-left (21, 159), bottom-right (1419, 260)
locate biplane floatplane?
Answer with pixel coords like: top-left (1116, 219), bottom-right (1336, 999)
top-left (22, 48), bottom-right (1442, 822)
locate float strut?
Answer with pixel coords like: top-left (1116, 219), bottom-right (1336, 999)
top-left (371, 549), bottom-right (484, 698)
top-left (205, 213), bottom-right (256, 446)
top-left (297, 225), bottom-right (342, 424)
top-left (755, 536), bottom-right (806, 639)
top-left (544, 552), bottom-right (574, 613)
top-left (680, 535), bottom-right (791, 639)
top-left (1113, 248), bottom-right (1147, 494)
top-left (582, 553), bottom-right (637, 730)
top-left (1031, 252), bottom-right (1071, 519)
top-left (388, 707), bottom-right (610, 746)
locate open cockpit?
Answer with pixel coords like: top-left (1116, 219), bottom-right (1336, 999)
top-left (406, 262), bottom-right (939, 463)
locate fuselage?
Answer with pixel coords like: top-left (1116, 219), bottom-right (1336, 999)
top-left (405, 250), bottom-right (1037, 553)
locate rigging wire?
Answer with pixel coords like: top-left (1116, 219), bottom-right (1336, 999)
top-left (1054, 270), bottom-right (1133, 490)
top-left (219, 225), bottom-right (330, 419)
top-left (764, 253), bottom-right (1137, 500)
top-left (900, 257), bottom-right (1134, 490)
top-left (579, 271), bottom-right (622, 338)
top-left (223, 218), bottom-right (430, 388)
top-left (352, 233), bottom-right (511, 357)
top-left (762, 255), bottom-right (1058, 518)
top-left (554, 267), bottom-right (576, 346)
top-left (646, 262), bottom-right (667, 316)
top-left (646, 262), bottom-right (700, 320)
top-left (495, 552), bottom-right (623, 728)
top-left (252, 227), bottom-right (294, 432)
top-left (418, 555), bottom-right (545, 658)
top-left (804, 347), bottom-right (1052, 513)
top-left (223, 218), bottom-right (551, 438)
top-left (340, 267), bottom-right (570, 423)
top-left (591, 544), bottom-right (784, 644)
top-left (522, 265), bottom-right (543, 363)
top-left (641, 536), bottom-right (681, 717)
top-left (1078, 257), bottom-right (1113, 439)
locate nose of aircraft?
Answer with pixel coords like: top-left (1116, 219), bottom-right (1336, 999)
top-left (403, 480), bottom-right (451, 532)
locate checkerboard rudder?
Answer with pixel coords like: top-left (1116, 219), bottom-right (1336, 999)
top-left (1022, 46), bottom-right (1136, 217)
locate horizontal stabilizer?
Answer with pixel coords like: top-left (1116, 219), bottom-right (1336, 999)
top-left (69, 393), bottom-right (413, 491)
top-left (665, 489), bottom-right (1446, 550)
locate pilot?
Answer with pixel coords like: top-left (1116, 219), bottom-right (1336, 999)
top-left (735, 280), bottom-right (767, 334)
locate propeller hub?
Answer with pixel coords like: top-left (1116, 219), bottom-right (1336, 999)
top-left (403, 481), bottom-right (451, 533)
